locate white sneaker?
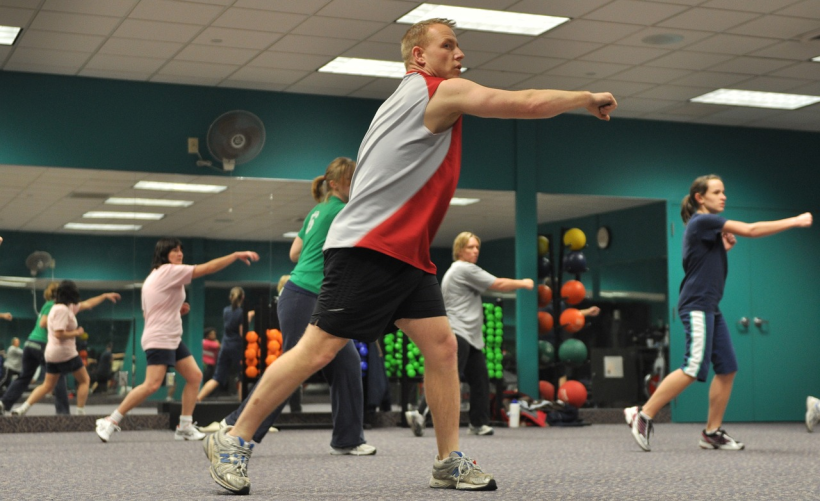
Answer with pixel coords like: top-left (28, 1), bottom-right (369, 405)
top-left (624, 406), bottom-right (638, 427)
top-left (96, 417), bottom-right (121, 442)
top-left (176, 422), bottom-right (206, 441)
top-left (468, 424), bottom-right (495, 436)
top-left (330, 443), bottom-right (377, 456)
top-left (10, 405), bottom-right (28, 417)
top-left (0, 401), bottom-right (5, 415)
top-left (405, 410), bottom-right (425, 437)
top-left (198, 421), bottom-right (222, 433)
top-left (625, 407), bottom-right (652, 451)
top-left (806, 396), bottom-right (820, 433)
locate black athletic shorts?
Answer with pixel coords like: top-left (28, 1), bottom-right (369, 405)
top-left (145, 341), bottom-right (192, 367)
top-left (46, 355), bottom-right (84, 375)
top-left (310, 248), bottom-right (446, 343)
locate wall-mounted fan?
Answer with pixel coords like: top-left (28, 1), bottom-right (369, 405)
top-left (194, 110), bottom-right (266, 172)
top-left (26, 251), bottom-right (54, 276)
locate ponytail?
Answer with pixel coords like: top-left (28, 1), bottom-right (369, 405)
top-left (311, 157), bottom-right (356, 202)
top-left (229, 287), bottom-right (244, 310)
top-left (681, 174), bottom-right (721, 223)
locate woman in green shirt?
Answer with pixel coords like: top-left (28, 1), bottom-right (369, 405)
top-left (0, 282), bottom-right (69, 415)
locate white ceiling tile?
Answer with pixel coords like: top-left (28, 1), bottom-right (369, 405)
top-left (157, 60), bottom-right (239, 79)
top-left (580, 45), bottom-right (670, 65)
top-left (684, 34), bottom-right (779, 55)
top-left (657, 8), bottom-right (759, 31)
top-left (99, 37), bottom-right (183, 58)
top-left (29, 11), bottom-right (121, 36)
top-left (637, 84), bottom-right (712, 100)
top-left (645, 50), bottom-right (733, 71)
top-left (478, 54), bottom-right (565, 74)
top-left (213, 7), bottom-right (307, 33)
top-left (614, 27), bottom-right (714, 49)
top-left (637, 0), bottom-right (705, 4)
top-left (233, 0), bottom-right (332, 14)
top-left (585, 79), bottom-right (657, 97)
top-left (608, 65), bottom-right (690, 83)
top-left (670, 70), bottom-right (749, 87)
top-left (230, 66), bottom-right (312, 86)
top-left (18, 30), bottom-right (104, 52)
top-left (584, 0), bottom-right (689, 25)
top-left (341, 41), bottom-right (400, 61)
top-left (217, 77), bottom-right (289, 92)
top-left (546, 20), bottom-right (644, 44)
top-left (436, 0), bottom-right (519, 9)
top-left (775, 0), bottom-right (820, 20)
top-left (512, 38), bottom-right (602, 59)
top-left (365, 23), bottom-right (408, 44)
top-left (462, 50), bottom-right (514, 68)
top-left (701, 0), bottom-right (798, 13)
top-left (151, 72), bottom-right (226, 86)
top-left (459, 68), bottom-right (532, 88)
top-left (2, 61), bottom-right (79, 74)
top-left (129, 0), bottom-right (224, 24)
top-left (291, 16), bottom-right (385, 40)
top-left (769, 62), bottom-right (820, 80)
top-left (290, 71), bottom-right (373, 91)
top-left (727, 15), bottom-right (820, 39)
top-left (735, 76), bottom-right (814, 92)
top-left (705, 56), bottom-right (795, 75)
top-left (248, 51), bottom-right (331, 71)
top-left (511, 74), bottom-right (595, 91)
top-left (548, 60), bottom-right (632, 79)
top-left (269, 34), bottom-right (358, 56)
top-left (618, 97), bottom-right (677, 113)
top-left (788, 81), bottom-right (820, 96)
top-left (316, 0), bottom-right (416, 22)
top-left (0, 6), bottom-right (36, 26)
top-left (751, 41), bottom-right (820, 61)
top-left (42, 0), bottom-right (138, 17)
top-left (654, 102), bottom-right (723, 118)
top-left (113, 19), bottom-right (201, 43)
top-left (191, 28), bottom-right (283, 50)
top-left (7, 46), bottom-right (90, 68)
top-left (77, 68), bottom-right (151, 80)
top-left (509, 0), bottom-right (613, 18)
top-left (84, 53), bottom-right (166, 73)
top-left (175, 44), bottom-right (260, 65)
top-left (284, 83), bottom-right (352, 97)
top-left (451, 31), bottom-right (533, 54)
top-left (0, 45), bottom-right (11, 62)
top-left (750, 110), bottom-right (820, 131)
top-left (348, 77), bottom-right (400, 99)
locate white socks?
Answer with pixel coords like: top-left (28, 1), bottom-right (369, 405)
top-left (179, 415), bottom-right (193, 428)
top-left (110, 410), bottom-right (124, 424)
top-left (76, 407), bottom-right (85, 415)
top-left (17, 402), bottom-right (30, 413)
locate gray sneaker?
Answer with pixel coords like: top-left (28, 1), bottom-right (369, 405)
top-left (429, 451), bottom-right (497, 491)
top-left (806, 396), bottom-right (820, 433)
top-left (206, 427), bottom-right (254, 495)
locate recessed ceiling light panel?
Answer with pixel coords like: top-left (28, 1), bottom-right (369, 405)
top-left (397, 3), bottom-right (569, 36)
top-left (0, 25), bottom-right (22, 46)
top-left (134, 181), bottom-right (226, 193)
top-left (690, 88), bottom-right (820, 110)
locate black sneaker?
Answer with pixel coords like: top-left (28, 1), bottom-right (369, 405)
top-left (699, 428), bottom-right (744, 450)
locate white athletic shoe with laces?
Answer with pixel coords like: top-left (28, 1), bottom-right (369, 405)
top-left (96, 417), bottom-right (121, 442)
top-left (405, 410), bottom-right (425, 437)
top-left (806, 396), bottom-right (820, 433)
top-left (175, 422), bottom-right (206, 441)
top-left (330, 443), bottom-right (377, 455)
top-left (468, 424), bottom-right (495, 436)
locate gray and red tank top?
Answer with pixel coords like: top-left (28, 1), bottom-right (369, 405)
top-left (324, 71), bottom-right (462, 274)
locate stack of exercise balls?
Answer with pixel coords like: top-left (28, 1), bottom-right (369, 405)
top-left (563, 227), bottom-right (588, 274)
top-left (354, 341), bottom-right (368, 376)
top-left (537, 235), bottom-right (551, 279)
top-left (483, 302), bottom-right (504, 381)
top-left (245, 330), bottom-right (261, 379)
top-left (383, 331), bottom-right (424, 379)
top-left (265, 329), bottom-right (283, 368)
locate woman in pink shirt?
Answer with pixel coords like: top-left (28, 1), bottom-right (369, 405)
top-left (96, 237), bottom-right (258, 442)
top-left (10, 280), bottom-right (120, 416)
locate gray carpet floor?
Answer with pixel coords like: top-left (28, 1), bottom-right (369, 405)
top-left (1, 422), bottom-right (818, 500)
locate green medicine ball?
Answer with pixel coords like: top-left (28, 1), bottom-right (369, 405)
top-left (558, 338), bottom-right (588, 364)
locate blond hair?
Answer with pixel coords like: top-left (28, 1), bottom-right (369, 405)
top-left (43, 282), bottom-right (59, 301)
top-left (681, 174), bottom-right (722, 223)
top-left (229, 286), bottom-right (244, 310)
top-left (277, 275), bottom-right (290, 294)
top-left (400, 18), bottom-right (456, 67)
top-left (311, 157), bottom-right (356, 202)
top-left (452, 232), bottom-right (480, 261)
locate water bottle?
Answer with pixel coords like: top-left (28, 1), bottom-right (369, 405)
top-left (509, 400), bottom-right (520, 428)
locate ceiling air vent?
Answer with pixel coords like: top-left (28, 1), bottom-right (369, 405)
top-left (69, 192), bottom-right (110, 199)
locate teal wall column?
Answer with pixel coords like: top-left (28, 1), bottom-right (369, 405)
top-left (514, 121), bottom-right (539, 398)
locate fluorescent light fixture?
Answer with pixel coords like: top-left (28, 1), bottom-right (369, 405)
top-left (134, 180), bottom-right (227, 193)
top-left (283, 231), bottom-right (299, 238)
top-left (64, 223), bottom-right (142, 231)
top-left (319, 57), bottom-right (407, 78)
top-left (106, 197), bottom-right (194, 207)
top-left (690, 88), bottom-right (820, 110)
top-left (83, 211), bottom-right (164, 220)
top-left (0, 25), bottom-right (22, 46)
top-left (397, 3), bottom-right (570, 36)
top-left (813, 56), bottom-right (820, 62)
top-left (0, 280), bottom-right (28, 288)
top-left (450, 197), bottom-right (480, 206)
